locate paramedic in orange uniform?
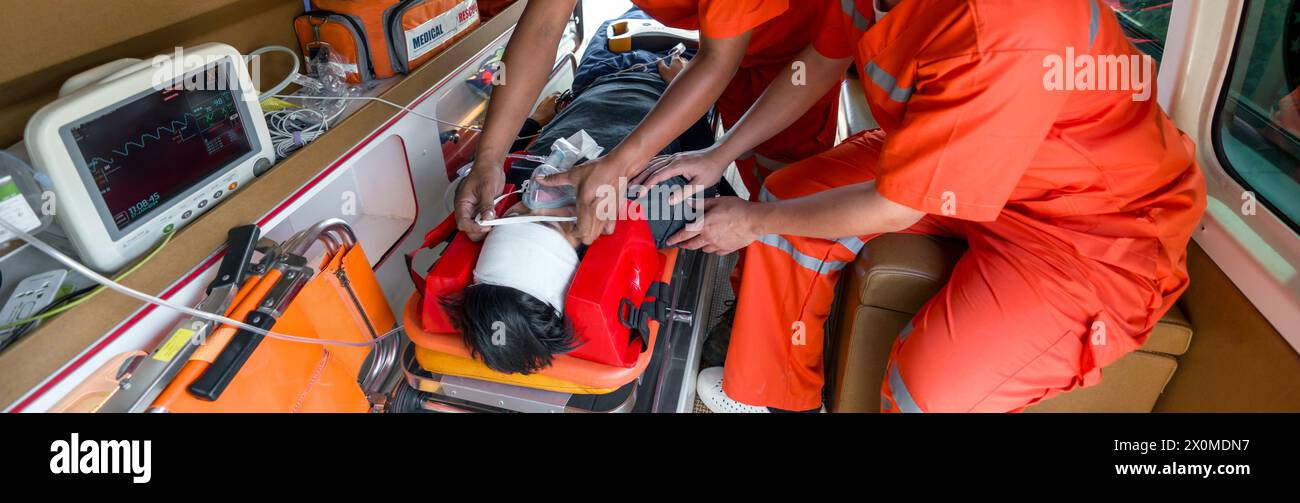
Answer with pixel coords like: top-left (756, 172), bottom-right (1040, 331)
top-left (630, 0), bottom-right (842, 195)
top-left (456, 0), bottom-right (840, 244)
top-left (649, 0), bottom-right (1207, 412)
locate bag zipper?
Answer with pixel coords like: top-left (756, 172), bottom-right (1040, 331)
top-left (303, 10), bottom-right (375, 83)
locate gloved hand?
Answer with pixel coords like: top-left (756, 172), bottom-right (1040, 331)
top-left (632, 148), bottom-right (730, 205)
top-left (454, 157), bottom-right (506, 242)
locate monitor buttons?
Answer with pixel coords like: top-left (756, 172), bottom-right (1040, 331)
top-left (228, 181), bottom-right (238, 191)
top-left (197, 200), bottom-right (209, 209)
top-left (181, 210), bottom-right (193, 220)
top-left (213, 190), bottom-right (224, 199)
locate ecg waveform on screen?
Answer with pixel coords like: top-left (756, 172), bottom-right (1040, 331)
top-left (82, 97), bottom-right (238, 175)
top-left (85, 115), bottom-right (199, 172)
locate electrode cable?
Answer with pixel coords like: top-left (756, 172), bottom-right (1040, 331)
top-left (0, 218), bottom-right (401, 348)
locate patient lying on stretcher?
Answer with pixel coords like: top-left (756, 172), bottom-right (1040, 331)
top-left (443, 42), bottom-right (715, 375)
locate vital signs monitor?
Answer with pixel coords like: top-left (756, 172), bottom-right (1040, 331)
top-left (24, 43), bottom-right (274, 272)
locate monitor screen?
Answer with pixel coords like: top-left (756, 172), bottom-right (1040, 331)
top-left (62, 61), bottom-right (255, 234)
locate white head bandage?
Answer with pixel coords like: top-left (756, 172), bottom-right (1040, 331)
top-left (472, 222), bottom-right (580, 314)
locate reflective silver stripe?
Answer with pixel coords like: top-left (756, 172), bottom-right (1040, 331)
top-left (757, 234), bottom-right (850, 274)
top-left (757, 188), bottom-right (864, 254)
top-left (836, 237), bottom-right (866, 255)
top-left (840, 0), bottom-right (871, 31)
top-left (898, 321), bottom-right (914, 342)
top-left (752, 152), bottom-right (787, 171)
top-left (864, 61), bottom-right (914, 103)
top-left (888, 363), bottom-right (924, 413)
top-left (1089, 0), bottom-right (1100, 47)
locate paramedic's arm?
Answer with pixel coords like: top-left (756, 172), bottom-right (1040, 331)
top-left (751, 182), bottom-right (924, 238)
top-left (538, 32), bottom-right (752, 245)
top-left (668, 183), bottom-right (923, 254)
top-left (455, 0), bottom-right (577, 241)
top-left (637, 44), bottom-right (851, 196)
top-left (711, 45), bottom-right (850, 164)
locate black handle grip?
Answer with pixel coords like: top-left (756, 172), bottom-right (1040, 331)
top-left (187, 311), bottom-right (275, 401)
top-left (209, 225), bottom-right (260, 293)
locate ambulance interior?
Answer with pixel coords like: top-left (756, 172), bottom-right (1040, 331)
top-left (0, 0), bottom-right (1297, 413)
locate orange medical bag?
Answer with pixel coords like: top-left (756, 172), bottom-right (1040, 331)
top-left (145, 225), bottom-right (396, 412)
top-left (52, 221), bottom-right (400, 413)
top-left (476, 0), bottom-right (517, 18)
top-left (294, 0), bottom-right (481, 84)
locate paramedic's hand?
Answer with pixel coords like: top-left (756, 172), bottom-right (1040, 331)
top-left (534, 157), bottom-right (624, 245)
top-left (455, 159), bottom-right (506, 242)
top-left (632, 149), bottom-right (729, 204)
top-left (667, 197), bottom-right (760, 255)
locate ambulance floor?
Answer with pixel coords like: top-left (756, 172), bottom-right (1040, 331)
top-left (692, 251), bottom-right (739, 413)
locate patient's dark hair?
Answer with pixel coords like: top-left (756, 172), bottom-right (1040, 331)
top-left (442, 284), bottom-right (578, 375)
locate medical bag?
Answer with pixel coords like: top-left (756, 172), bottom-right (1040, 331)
top-left (294, 0), bottom-right (481, 84)
top-left (475, 0), bottom-right (516, 18)
top-left (54, 221), bottom-right (401, 413)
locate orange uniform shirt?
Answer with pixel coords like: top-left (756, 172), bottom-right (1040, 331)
top-left (817, 0), bottom-right (1204, 286)
top-left (631, 0), bottom-right (823, 67)
top-left (632, 0), bottom-right (846, 174)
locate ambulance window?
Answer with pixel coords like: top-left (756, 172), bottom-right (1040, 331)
top-left (1109, 0), bottom-right (1173, 62)
top-left (1214, 0), bottom-right (1300, 232)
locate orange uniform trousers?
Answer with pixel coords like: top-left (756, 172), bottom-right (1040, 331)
top-left (723, 130), bottom-right (1190, 412)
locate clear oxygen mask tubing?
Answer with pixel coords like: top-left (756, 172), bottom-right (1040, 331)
top-left (0, 218), bottom-right (400, 348)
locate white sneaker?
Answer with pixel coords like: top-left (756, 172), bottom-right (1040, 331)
top-left (696, 367), bottom-right (768, 413)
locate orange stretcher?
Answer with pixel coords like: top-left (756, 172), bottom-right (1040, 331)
top-left (398, 188), bottom-right (684, 407)
top-left (401, 248), bottom-right (679, 395)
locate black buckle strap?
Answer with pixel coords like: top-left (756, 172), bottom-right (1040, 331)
top-left (617, 281), bottom-right (672, 352)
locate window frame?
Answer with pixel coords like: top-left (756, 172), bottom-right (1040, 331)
top-left (1167, 0), bottom-right (1300, 348)
top-left (1113, 0), bottom-right (1173, 63)
top-left (1209, 0), bottom-right (1300, 235)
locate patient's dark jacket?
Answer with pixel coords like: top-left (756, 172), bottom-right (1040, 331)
top-left (522, 72), bottom-right (717, 248)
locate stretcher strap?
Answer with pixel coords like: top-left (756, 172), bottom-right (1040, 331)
top-left (405, 214), bottom-right (458, 297)
top-left (617, 281), bottom-right (669, 352)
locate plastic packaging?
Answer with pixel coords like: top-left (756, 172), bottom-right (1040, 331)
top-left (523, 130), bottom-right (603, 210)
top-left (294, 40), bottom-right (360, 125)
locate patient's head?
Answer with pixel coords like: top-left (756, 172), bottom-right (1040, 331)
top-left (442, 216), bottom-right (582, 374)
top-left (443, 283), bottom-right (576, 374)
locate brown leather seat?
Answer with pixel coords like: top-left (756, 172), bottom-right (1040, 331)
top-left (826, 78), bottom-right (1193, 412)
top-left (827, 233), bottom-right (1194, 412)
